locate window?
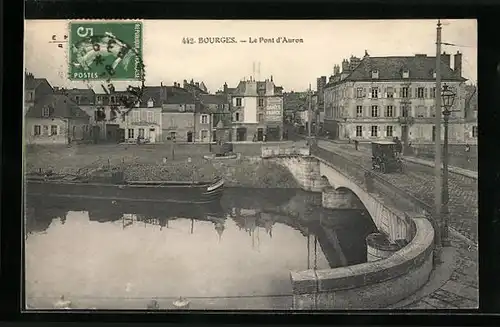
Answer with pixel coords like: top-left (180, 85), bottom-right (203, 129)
top-left (235, 112), bottom-right (240, 121)
top-left (201, 130), bottom-right (208, 140)
top-left (356, 126), bottom-right (362, 137)
top-left (75, 96), bottom-right (80, 104)
top-left (110, 96), bottom-right (116, 104)
top-left (43, 125), bottom-right (49, 135)
top-left (401, 87), bottom-right (409, 98)
top-left (356, 88), bottom-right (363, 98)
top-left (42, 107), bottom-right (50, 117)
top-left (34, 125), bottom-right (41, 136)
top-left (97, 96), bottom-right (102, 104)
top-left (386, 105), bottom-right (394, 117)
top-left (50, 125), bottom-right (58, 135)
top-left (371, 105), bottom-right (378, 117)
top-left (29, 92), bottom-right (33, 101)
top-left (386, 126), bottom-right (393, 137)
top-left (371, 87), bottom-right (378, 99)
top-left (430, 106), bottom-right (436, 117)
top-left (258, 113), bottom-right (264, 122)
top-left (401, 106), bottom-right (411, 117)
top-left (356, 105), bottom-right (363, 117)
top-left (371, 70), bottom-right (379, 79)
top-left (432, 126), bottom-right (436, 142)
top-left (128, 129), bottom-right (134, 139)
top-left (416, 105), bottom-right (426, 118)
top-left (371, 126), bottom-right (378, 137)
top-left (201, 114), bottom-right (209, 124)
top-left (132, 111), bottom-right (140, 122)
top-left (387, 87), bottom-right (394, 98)
top-left (430, 87), bottom-right (436, 98)
top-left (258, 98), bottom-right (264, 107)
top-left (403, 70), bottom-right (410, 78)
top-left (417, 87), bottom-right (425, 98)
top-left (138, 128), bottom-right (145, 138)
top-left (147, 111), bottom-right (154, 122)
top-left (235, 98), bottom-right (242, 106)
top-left (472, 126), bottom-right (478, 138)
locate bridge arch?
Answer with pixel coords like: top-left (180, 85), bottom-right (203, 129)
top-left (318, 161), bottom-right (413, 243)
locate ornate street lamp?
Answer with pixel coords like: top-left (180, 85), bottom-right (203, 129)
top-left (440, 83), bottom-right (457, 246)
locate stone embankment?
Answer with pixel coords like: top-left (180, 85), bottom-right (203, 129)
top-left (25, 144), bottom-right (300, 189)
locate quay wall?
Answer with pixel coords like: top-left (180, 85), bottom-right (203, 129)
top-left (290, 217), bottom-right (434, 309)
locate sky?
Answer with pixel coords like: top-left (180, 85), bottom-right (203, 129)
top-left (24, 19), bottom-right (477, 93)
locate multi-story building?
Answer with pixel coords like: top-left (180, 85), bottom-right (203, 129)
top-left (316, 76), bottom-right (327, 126)
top-left (323, 51), bottom-right (473, 145)
top-left (224, 77), bottom-right (284, 141)
top-left (24, 72), bottom-right (53, 115)
top-left (24, 74), bottom-right (90, 145)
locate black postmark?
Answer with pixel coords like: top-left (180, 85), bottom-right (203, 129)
top-left (71, 34), bottom-right (146, 120)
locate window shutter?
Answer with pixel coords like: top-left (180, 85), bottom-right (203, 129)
top-left (368, 89), bottom-right (372, 98)
top-left (424, 88), bottom-right (428, 98)
top-left (409, 88), bottom-right (413, 98)
top-left (200, 115), bottom-right (203, 124)
top-left (363, 88), bottom-right (366, 97)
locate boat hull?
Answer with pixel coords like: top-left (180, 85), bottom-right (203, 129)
top-left (25, 178), bottom-right (224, 204)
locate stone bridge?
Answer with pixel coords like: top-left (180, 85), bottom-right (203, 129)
top-left (261, 143), bottom-right (437, 309)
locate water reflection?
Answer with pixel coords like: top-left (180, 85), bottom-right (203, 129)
top-left (25, 188), bottom-right (375, 308)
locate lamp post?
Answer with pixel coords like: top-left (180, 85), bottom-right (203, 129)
top-left (434, 19), bottom-right (444, 250)
top-left (440, 83), bottom-right (456, 246)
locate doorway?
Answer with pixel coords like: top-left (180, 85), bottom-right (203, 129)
top-left (187, 131), bottom-right (193, 142)
top-left (237, 128), bottom-right (247, 141)
top-left (257, 128), bottom-right (264, 141)
top-left (149, 128), bottom-right (156, 143)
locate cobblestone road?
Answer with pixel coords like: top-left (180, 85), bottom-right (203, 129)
top-left (317, 140), bottom-right (478, 243)
top-left (316, 140), bottom-right (478, 309)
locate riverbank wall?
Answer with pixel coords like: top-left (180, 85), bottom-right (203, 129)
top-left (24, 144), bottom-right (301, 189)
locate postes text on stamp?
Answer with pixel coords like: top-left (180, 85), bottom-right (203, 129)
top-left (68, 21), bottom-right (143, 81)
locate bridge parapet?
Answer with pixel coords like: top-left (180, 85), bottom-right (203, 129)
top-left (261, 145), bottom-right (310, 158)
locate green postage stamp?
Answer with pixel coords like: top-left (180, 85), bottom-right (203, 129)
top-left (68, 21), bottom-right (143, 81)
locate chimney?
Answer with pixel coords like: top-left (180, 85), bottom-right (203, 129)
top-left (333, 65), bottom-right (340, 75)
top-left (271, 75), bottom-right (273, 82)
top-left (161, 81), bottom-right (163, 87)
top-left (341, 59), bottom-right (349, 72)
top-left (183, 80), bottom-right (188, 89)
top-left (223, 82), bottom-right (228, 92)
top-left (329, 75), bottom-right (335, 83)
top-left (195, 82), bottom-right (200, 88)
top-left (442, 51), bottom-right (451, 68)
top-left (454, 51), bottom-right (462, 76)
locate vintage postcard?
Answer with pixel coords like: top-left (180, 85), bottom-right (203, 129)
top-left (23, 19), bottom-right (477, 310)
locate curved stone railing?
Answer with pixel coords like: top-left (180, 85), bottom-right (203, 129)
top-left (290, 217), bottom-right (434, 309)
top-left (261, 145), bottom-right (310, 158)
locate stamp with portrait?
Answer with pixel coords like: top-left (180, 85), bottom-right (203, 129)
top-left (68, 21), bottom-right (144, 81)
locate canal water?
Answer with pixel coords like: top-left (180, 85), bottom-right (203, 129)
top-left (25, 188), bottom-right (376, 310)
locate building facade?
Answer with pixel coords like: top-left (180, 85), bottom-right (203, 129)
top-left (224, 77), bottom-right (284, 141)
top-left (323, 51), bottom-right (475, 145)
top-left (25, 94), bottom-right (90, 145)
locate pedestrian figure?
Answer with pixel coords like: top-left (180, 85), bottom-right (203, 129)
top-left (465, 143), bottom-right (471, 162)
top-left (263, 134), bottom-right (267, 142)
top-left (354, 139), bottom-right (359, 151)
top-left (253, 134), bottom-right (257, 142)
top-left (136, 135), bottom-right (141, 145)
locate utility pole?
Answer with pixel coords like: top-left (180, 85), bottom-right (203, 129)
top-left (308, 83), bottom-right (312, 138)
top-left (434, 19), bottom-right (443, 249)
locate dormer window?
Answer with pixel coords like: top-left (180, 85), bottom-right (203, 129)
top-left (147, 98), bottom-right (154, 108)
top-left (371, 70), bottom-right (379, 79)
top-left (42, 106), bottom-right (50, 117)
top-left (402, 69), bottom-right (410, 78)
